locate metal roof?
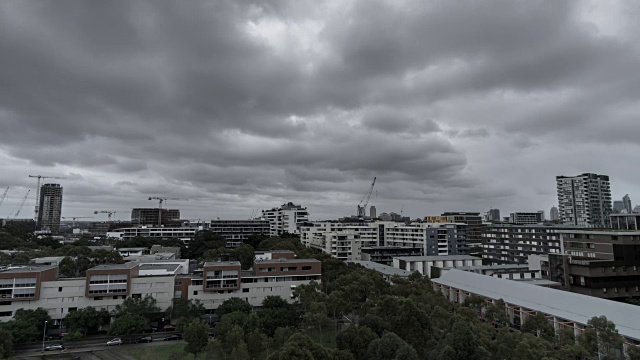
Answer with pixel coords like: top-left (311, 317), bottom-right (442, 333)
top-left (348, 260), bottom-right (413, 277)
top-left (394, 255), bottom-right (481, 262)
top-left (433, 269), bottom-right (640, 341)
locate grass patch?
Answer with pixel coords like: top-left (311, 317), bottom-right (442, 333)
top-left (121, 343), bottom-right (194, 360)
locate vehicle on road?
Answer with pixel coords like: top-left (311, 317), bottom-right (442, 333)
top-left (44, 344), bottom-right (65, 351)
top-left (106, 338), bottom-right (123, 346)
top-left (162, 324), bottom-right (177, 332)
top-left (134, 336), bottom-right (153, 343)
top-left (163, 334), bottom-right (182, 341)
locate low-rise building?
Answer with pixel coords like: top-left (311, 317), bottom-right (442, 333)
top-left (361, 246), bottom-right (423, 266)
top-left (392, 255), bottom-right (483, 278)
top-left (481, 224), bottom-right (567, 265)
top-left (508, 212), bottom-right (544, 225)
top-left (188, 257), bottom-right (321, 310)
top-left (262, 202), bottom-right (309, 236)
top-left (348, 260), bottom-right (413, 282)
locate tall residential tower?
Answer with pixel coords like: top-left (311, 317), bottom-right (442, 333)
top-left (556, 173), bottom-right (611, 227)
top-left (37, 183), bottom-right (63, 233)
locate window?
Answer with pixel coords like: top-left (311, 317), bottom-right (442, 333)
top-left (132, 294), bottom-right (141, 299)
top-left (302, 266), bottom-right (312, 271)
top-left (243, 288), bottom-right (249, 293)
top-left (69, 307), bottom-right (77, 312)
top-left (193, 291), bottom-right (198, 296)
top-left (603, 288), bottom-right (607, 294)
top-left (94, 297), bottom-right (103, 300)
top-left (113, 296), bottom-right (118, 300)
top-left (175, 281), bottom-right (182, 286)
top-left (58, 287), bottom-right (63, 292)
top-left (614, 287), bottom-right (618, 293)
top-left (612, 236), bottom-right (618, 241)
top-left (0, 311), bottom-right (11, 317)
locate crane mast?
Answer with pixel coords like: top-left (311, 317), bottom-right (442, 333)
top-left (357, 177), bottom-right (377, 218)
top-left (12, 190), bottom-right (30, 218)
top-left (0, 187), bottom-right (8, 208)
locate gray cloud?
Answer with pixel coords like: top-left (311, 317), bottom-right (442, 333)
top-left (1, 0), bottom-right (640, 220)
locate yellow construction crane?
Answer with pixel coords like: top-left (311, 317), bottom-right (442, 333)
top-left (148, 196), bottom-right (187, 226)
top-left (29, 174), bottom-right (67, 220)
top-left (357, 177), bottom-right (377, 218)
top-left (94, 211), bottom-right (117, 222)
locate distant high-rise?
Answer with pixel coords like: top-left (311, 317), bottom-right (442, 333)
top-left (486, 208), bottom-right (501, 222)
top-left (37, 183), bottom-right (63, 233)
top-left (131, 208), bottom-right (180, 226)
top-left (613, 201), bottom-right (624, 213)
top-left (537, 210), bottom-right (545, 221)
top-left (550, 206), bottom-right (559, 221)
top-left (262, 202), bottom-right (309, 236)
top-left (556, 173), bottom-right (612, 227)
top-left (623, 194), bottom-right (632, 213)
top-left (369, 206), bottom-right (377, 219)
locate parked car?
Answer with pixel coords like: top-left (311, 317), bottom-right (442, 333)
top-left (134, 336), bottom-right (153, 344)
top-left (44, 344), bottom-right (65, 351)
top-left (106, 338), bottom-right (123, 346)
top-left (162, 324), bottom-right (176, 332)
top-left (163, 334), bottom-right (182, 341)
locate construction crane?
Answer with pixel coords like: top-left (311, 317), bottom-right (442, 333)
top-left (61, 216), bottom-right (94, 227)
top-left (0, 187), bottom-right (9, 208)
top-left (11, 190), bottom-right (30, 218)
top-left (29, 175), bottom-right (67, 220)
top-left (148, 196), bottom-right (187, 226)
top-left (94, 211), bottom-right (117, 222)
top-left (357, 177), bottom-right (377, 218)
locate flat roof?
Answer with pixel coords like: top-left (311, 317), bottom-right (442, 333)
top-left (0, 265), bottom-right (57, 274)
top-left (558, 230), bottom-right (640, 235)
top-left (255, 258), bottom-right (320, 265)
top-left (433, 270), bottom-right (640, 341)
top-left (348, 261), bottom-right (413, 277)
top-left (139, 264), bottom-right (182, 272)
top-left (444, 264), bottom-right (530, 271)
top-left (204, 261), bottom-right (241, 267)
top-left (30, 256), bottom-right (66, 262)
top-left (394, 255), bottom-right (482, 262)
top-left (89, 262), bottom-right (139, 271)
top-left (514, 278), bottom-right (562, 286)
top-left (118, 247), bottom-right (148, 251)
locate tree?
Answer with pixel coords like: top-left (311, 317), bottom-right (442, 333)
top-left (336, 325), bottom-right (378, 360)
top-left (628, 345), bottom-right (640, 360)
top-left (230, 341), bottom-right (251, 360)
top-left (580, 316), bottom-right (623, 359)
top-left (513, 334), bottom-right (553, 360)
top-left (205, 338), bottom-right (226, 360)
top-left (217, 298), bottom-right (252, 317)
top-left (231, 244), bottom-right (255, 270)
top-left (268, 333), bottom-right (328, 360)
top-left (258, 296), bottom-right (301, 336)
top-left (521, 312), bottom-right (555, 342)
top-left (272, 327), bottom-right (298, 349)
top-left (1, 308), bottom-right (52, 343)
top-left (484, 299), bottom-right (509, 328)
top-left (64, 307), bottom-right (111, 336)
top-left (109, 315), bottom-right (148, 343)
top-left (0, 329), bottom-right (13, 359)
top-left (303, 302), bottom-right (330, 345)
top-left (170, 298), bottom-right (207, 320)
top-left (366, 332), bottom-right (418, 360)
top-left (183, 319), bottom-right (209, 358)
top-left (439, 316), bottom-right (491, 360)
top-left (247, 330), bottom-right (269, 359)
top-left (112, 295), bottom-right (161, 319)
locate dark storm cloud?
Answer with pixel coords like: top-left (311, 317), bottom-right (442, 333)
top-left (1, 0), bottom-right (640, 219)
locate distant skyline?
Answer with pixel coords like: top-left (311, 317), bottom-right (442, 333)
top-left (2, 1), bottom-right (640, 220)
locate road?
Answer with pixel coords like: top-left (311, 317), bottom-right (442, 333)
top-left (13, 332), bottom-right (184, 359)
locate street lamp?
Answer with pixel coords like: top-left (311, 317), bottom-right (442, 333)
top-left (41, 320), bottom-right (48, 352)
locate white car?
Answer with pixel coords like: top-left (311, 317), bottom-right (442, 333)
top-left (44, 344), bottom-right (65, 351)
top-left (106, 338), bottom-right (122, 346)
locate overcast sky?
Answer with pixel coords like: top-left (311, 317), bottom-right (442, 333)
top-left (1, 0), bottom-right (640, 221)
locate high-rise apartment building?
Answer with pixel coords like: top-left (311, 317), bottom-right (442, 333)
top-left (37, 183), bottom-right (63, 233)
top-left (556, 173), bottom-right (612, 227)
top-left (550, 206), bottom-right (560, 221)
top-left (262, 202), bottom-right (309, 236)
top-left (369, 206), bottom-right (377, 219)
top-left (623, 194), bottom-right (633, 213)
top-left (486, 209), bottom-right (501, 222)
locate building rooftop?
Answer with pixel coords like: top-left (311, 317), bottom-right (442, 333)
top-left (118, 247), bottom-right (148, 251)
top-left (433, 270), bottom-right (640, 341)
top-left (558, 229), bottom-right (640, 235)
top-left (348, 261), bottom-right (413, 277)
top-left (204, 261), bottom-right (241, 267)
top-left (445, 264), bottom-right (530, 271)
top-left (394, 255), bottom-right (481, 262)
top-left (139, 263), bottom-right (182, 272)
top-left (89, 262), bottom-right (139, 271)
top-left (514, 278), bottom-right (562, 287)
top-left (255, 258), bottom-right (320, 265)
top-left (30, 256), bottom-right (66, 263)
top-left (0, 264), bottom-right (57, 273)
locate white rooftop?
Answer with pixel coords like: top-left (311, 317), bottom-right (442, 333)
top-left (434, 269), bottom-right (640, 341)
top-left (348, 260), bottom-right (413, 277)
top-left (394, 255), bottom-right (481, 262)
